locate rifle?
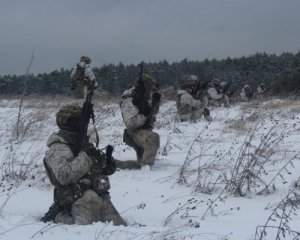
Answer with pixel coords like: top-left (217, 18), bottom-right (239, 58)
top-left (143, 92), bottom-right (161, 129)
top-left (75, 83), bottom-right (96, 156)
top-left (135, 61), bottom-right (145, 93)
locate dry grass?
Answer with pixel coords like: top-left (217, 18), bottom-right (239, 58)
top-left (224, 119), bottom-right (249, 133)
top-left (262, 98), bottom-right (300, 109)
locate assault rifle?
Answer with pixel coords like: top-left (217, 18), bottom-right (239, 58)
top-left (133, 62), bottom-right (161, 129)
top-left (75, 83), bottom-right (96, 156)
top-left (136, 61), bottom-right (145, 93)
top-left (76, 83), bottom-right (115, 166)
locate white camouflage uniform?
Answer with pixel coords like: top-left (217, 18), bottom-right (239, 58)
top-left (120, 88), bottom-right (160, 167)
top-left (44, 132), bottom-right (126, 226)
top-left (207, 85), bottom-right (230, 107)
top-left (240, 85), bottom-right (253, 102)
top-left (176, 89), bottom-right (211, 122)
top-left (70, 61), bottom-right (98, 99)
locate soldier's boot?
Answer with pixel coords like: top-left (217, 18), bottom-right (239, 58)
top-left (55, 210), bottom-right (74, 224)
top-left (140, 133), bottom-right (160, 166)
top-left (100, 196), bottom-right (127, 226)
top-left (114, 159), bottom-right (141, 170)
top-left (123, 129), bottom-right (144, 161)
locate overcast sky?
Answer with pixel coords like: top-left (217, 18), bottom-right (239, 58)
top-left (0, 0), bottom-right (299, 75)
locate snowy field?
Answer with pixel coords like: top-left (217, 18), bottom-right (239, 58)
top-left (0, 96), bottom-right (300, 240)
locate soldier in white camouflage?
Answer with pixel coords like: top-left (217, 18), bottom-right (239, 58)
top-left (240, 84), bottom-right (254, 102)
top-left (176, 75), bottom-right (212, 122)
top-left (42, 105), bottom-right (126, 226)
top-left (207, 79), bottom-right (230, 107)
top-left (70, 56), bottom-right (98, 99)
top-left (116, 74), bottom-right (161, 170)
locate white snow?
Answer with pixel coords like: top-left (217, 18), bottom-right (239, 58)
top-left (0, 97), bottom-right (300, 240)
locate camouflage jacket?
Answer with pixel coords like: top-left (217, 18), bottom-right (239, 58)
top-left (177, 90), bottom-right (202, 115)
top-left (70, 61), bottom-right (98, 87)
top-left (207, 86), bottom-right (223, 100)
top-left (44, 132), bottom-right (94, 186)
top-left (120, 88), bottom-right (150, 130)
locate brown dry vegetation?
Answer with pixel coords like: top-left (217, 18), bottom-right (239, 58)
top-left (224, 119), bottom-right (249, 133)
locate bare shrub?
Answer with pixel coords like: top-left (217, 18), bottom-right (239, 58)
top-left (16, 51), bottom-right (34, 139)
top-left (160, 86), bottom-right (176, 102)
top-left (225, 122), bottom-right (289, 196)
top-left (225, 119), bottom-right (249, 133)
top-left (255, 189), bottom-right (300, 240)
top-left (155, 102), bottom-right (177, 129)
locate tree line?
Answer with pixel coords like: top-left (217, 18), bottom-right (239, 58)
top-left (0, 51), bottom-right (300, 96)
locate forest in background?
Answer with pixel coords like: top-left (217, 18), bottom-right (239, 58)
top-left (0, 51), bottom-right (300, 96)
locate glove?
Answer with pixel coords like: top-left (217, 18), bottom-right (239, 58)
top-left (106, 145), bottom-right (114, 163)
top-left (152, 92), bottom-right (161, 104)
top-left (203, 108), bottom-right (210, 117)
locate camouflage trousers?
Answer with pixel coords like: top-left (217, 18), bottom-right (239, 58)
top-left (73, 83), bottom-right (87, 99)
top-left (209, 95), bottom-right (230, 108)
top-left (55, 190), bottom-right (127, 226)
top-left (179, 110), bottom-right (212, 122)
top-left (178, 102), bottom-right (212, 122)
top-left (127, 128), bottom-right (160, 166)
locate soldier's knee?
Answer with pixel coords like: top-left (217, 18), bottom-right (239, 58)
top-left (148, 132), bottom-right (160, 148)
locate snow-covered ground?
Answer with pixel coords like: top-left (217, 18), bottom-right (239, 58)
top-left (0, 97), bottom-right (300, 240)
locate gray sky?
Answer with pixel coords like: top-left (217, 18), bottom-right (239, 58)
top-left (0, 0), bottom-right (299, 75)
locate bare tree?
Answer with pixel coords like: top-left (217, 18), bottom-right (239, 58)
top-left (16, 50), bottom-right (34, 139)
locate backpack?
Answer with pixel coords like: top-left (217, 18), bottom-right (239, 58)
top-left (71, 64), bottom-right (85, 89)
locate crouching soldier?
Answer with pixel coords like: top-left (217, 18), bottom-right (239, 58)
top-left (41, 105), bottom-right (126, 226)
top-left (116, 73), bottom-right (161, 170)
top-left (177, 75), bottom-right (212, 122)
top-left (207, 79), bottom-right (230, 107)
top-left (240, 84), bottom-right (254, 102)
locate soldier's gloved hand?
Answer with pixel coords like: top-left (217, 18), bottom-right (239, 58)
top-left (152, 92), bottom-right (161, 104)
top-left (141, 104), bottom-right (152, 117)
top-left (106, 145), bottom-right (114, 163)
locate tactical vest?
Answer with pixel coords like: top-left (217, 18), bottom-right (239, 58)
top-left (71, 64), bottom-right (85, 88)
top-left (44, 155), bottom-right (85, 207)
top-left (44, 136), bottom-right (111, 205)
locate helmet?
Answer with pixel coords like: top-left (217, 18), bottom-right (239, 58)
top-left (134, 74), bottom-right (158, 92)
top-left (80, 56), bottom-right (91, 64)
top-left (244, 84), bottom-right (250, 90)
top-left (212, 78), bottom-right (220, 86)
top-left (180, 80), bottom-right (198, 93)
top-left (56, 105), bottom-right (82, 131)
top-left (188, 75), bottom-right (198, 81)
top-left (220, 81), bottom-right (227, 88)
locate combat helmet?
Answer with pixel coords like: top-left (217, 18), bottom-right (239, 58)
top-left (244, 84), bottom-right (250, 90)
top-left (188, 75), bottom-right (198, 81)
top-left (56, 105), bottom-right (82, 131)
top-left (80, 56), bottom-right (91, 64)
top-left (212, 78), bottom-right (220, 86)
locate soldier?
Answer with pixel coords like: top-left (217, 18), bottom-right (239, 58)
top-left (240, 84), bottom-right (254, 102)
top-left (207, 78), bottom-right (230, 107)
top-left (176, 75), bottom-right (212, 122)
top-left (70, 56), bottom-right (98, 99)
top-left (42, 105), bottom-right (126, 226)
top-left (116, 74), bottom-right (161, 170)
top-left (257, 83), bottom-right (266, 95)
